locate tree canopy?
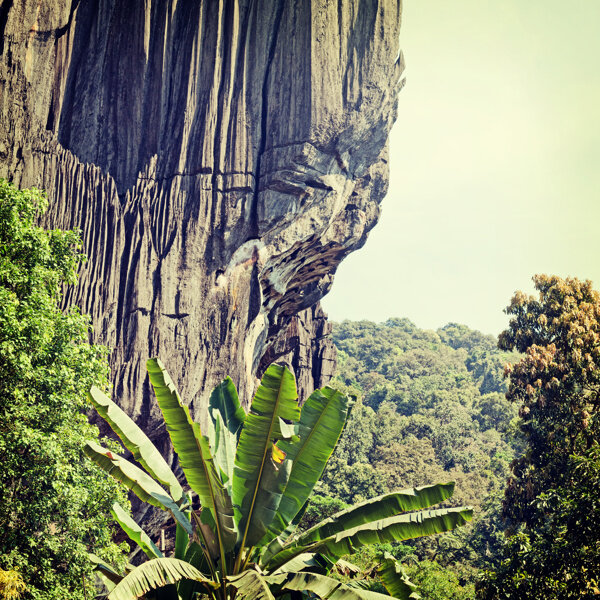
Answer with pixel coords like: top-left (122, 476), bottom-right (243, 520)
top-left (478, 275), bottom-right (600, 598)
top-left (0, 180), bottom-right (126, 599)
top-left (307, 318), bottom-right (522, 597)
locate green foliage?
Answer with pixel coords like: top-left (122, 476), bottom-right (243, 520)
top-left (313, 318), bottom-right (527, 597)
top-left (479, 449), bottom-right (600, 598)
top-left (478, 275), bottom-right (600, 598)
top-left (299, 495), bottom-right (349, 531)
top-left (108, 559), bottom-right (212, 600)
top-left (0, 180), bottom-right (127, 599)
top-left (322, 320), bottom-right (519, 565)
top-left (499, 275), bottom-right (600, 526)
top-left (87, 361), bottom-right (472, 599)
top-left (405, 561), bottom-right (475, 600)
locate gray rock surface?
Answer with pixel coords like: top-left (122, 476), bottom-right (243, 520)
top-left (0, 0), bottom-right (404, 439)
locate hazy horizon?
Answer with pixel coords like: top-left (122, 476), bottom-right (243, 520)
top-left (322, 1), bottom-right (600, 336)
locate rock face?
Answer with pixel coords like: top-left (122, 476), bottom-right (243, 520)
top-left (0, 1), bottom-right (403, 439)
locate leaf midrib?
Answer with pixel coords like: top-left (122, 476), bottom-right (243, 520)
top-left (238, 373), bottom-right (287, 557)
top-left (193, 423), bottom-right (228, 576)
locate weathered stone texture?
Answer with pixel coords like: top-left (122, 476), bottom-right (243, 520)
top-left (0, 1), bottom-right (403, 437)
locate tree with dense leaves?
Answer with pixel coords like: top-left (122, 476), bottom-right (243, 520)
top-left (478, 275), bottom-right (600, 598)
top-left (406, 560), bottom-right (475, 600)
top-left (499, 275), bottom-right (600, 527)
top-left (0, 180), bottom-right (126, 600)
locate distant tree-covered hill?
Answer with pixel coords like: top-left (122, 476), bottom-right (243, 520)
top-left (308, 318), bottom-right (523, 597)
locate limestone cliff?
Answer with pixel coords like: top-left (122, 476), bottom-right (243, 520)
top-left (0, 1), bottom-right (404, 439)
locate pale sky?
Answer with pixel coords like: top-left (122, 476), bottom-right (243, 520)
top-left (322, 0), bottom-right (600, 336)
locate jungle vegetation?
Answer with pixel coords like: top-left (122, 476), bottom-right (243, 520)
top-left (2, 179), bottom-right (599, 600)
top-left (323, 277), bottom-right (600, 599)
top-left (477, 276), bottom-right (600, 598)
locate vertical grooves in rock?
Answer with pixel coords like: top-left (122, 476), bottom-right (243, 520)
top-left (115, 209), bottom-right (135, 350)
top-left (1, 0), bottom-right (404, 436)
top-left (211, 0), bottom-right (232, 246)
top-left (0, 0), bottom-right (13, 56)
top-left (250, 0), bottom-right (286, 239)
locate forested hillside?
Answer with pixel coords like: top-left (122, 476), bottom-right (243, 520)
top-left (308, 318), bottom-right (522, 596)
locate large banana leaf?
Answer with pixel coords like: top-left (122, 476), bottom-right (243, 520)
top-left (174, 513), bottom-right (191, 560)
top-left (263, 387), bottom-right (349, 544)
top-left (233, 364), bottom-right (300, 548)
top-left (260, 498), bottom-right (311, 567)
top-left (88, 386), bottom-right (184, 502)
top-left (183, 541), bottom-right (211, 572)
top-left (209, 411), bottom-right (237, 492)
top-left (208, 378), bottom-right (245, 489)
top-left (146, 358), bottom-right (236, 552)
top-left (177, 542), bottom-right (212, 600)
top-left (262, 538), bottom-right (335, 574)
top-left (270, 552), bottom-right (331, 575)
top-left (314, 506), bottom-right (473, 561)
top-left (377, 553), bottom-right (421, 600)
top-left (110, 502), bottom-right (163, 559)
top-left (194, 510), bottom-right (220, 561)
top-left (84, 441), bottom-right (193, 536)
top-left (266, 571), bottom-right (401, 599)
top-left (267, 506), bottom-right (472, 572)
top-left (295, 483), bottom-right (456, 546)
top-left (107, 558), bottom-right (214, 600)
top-left (227, 570), bottom-right (276, 599)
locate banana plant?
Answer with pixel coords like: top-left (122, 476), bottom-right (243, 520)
top-left (85, 359), bottom-right (473, 600)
